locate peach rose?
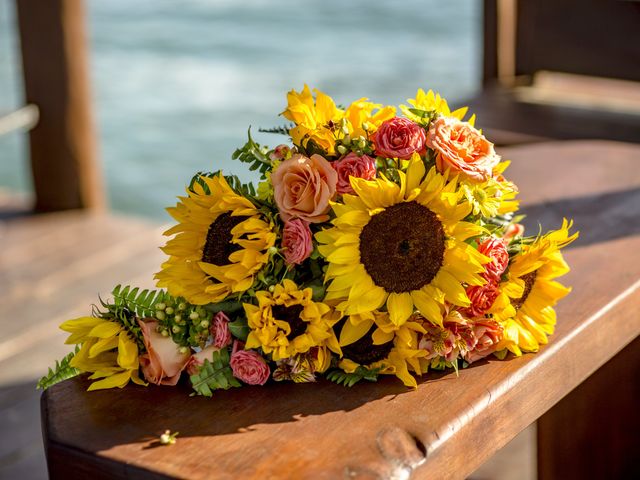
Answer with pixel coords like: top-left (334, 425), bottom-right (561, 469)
top-left (282, 218), bottom-right (313, 266)
top-left (230, 341), bottom-right (270, 385)
top-left (211, 312), bottom-right (232, 349)
top-left (332, 152), bottom-right (377, 194)
top-left (465, 319), bottom-right (503, 364)
top-left (186, 345), bottom-right (220, 376)
top-left (462, 282), bottom-right (499, 318)
top-left (372, 117), bottom-right (426, 160)
top-left (477, 237), bottom-right (509, 282)
top-left (138, 319), bottom-right (190, 386)
top-left (426, 116), bottom-right (500, 181)
top-left (271, 153), bottom-right (337, 223)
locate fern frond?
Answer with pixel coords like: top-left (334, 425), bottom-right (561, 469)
top-left (231, 128), bottom-right (272, 179)
top-left (189, 349), bottom-right (241, 397)
top-left (37, 346), bottom-right (81, 390)
top-left (258, 124), bottom-right (292, 135)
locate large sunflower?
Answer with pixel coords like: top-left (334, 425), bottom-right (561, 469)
top-left (492, 220), bottom-right (578, 354)
top-left (316, 154), bottom-right (489, 328)
top-left (155, 175), bottom-right (275, 305)
top-left (244, 279), bottom-right (342, 361)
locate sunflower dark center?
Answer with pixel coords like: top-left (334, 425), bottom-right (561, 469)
top-left (201, 212), bottom-right (248, 266)
top-left (341, 329), bottom-right (393, 365)
top-left (272, 304), bottom-right (307, 339)
top-left (512, 271), bottom-right (538, 310)
top-left (359, 201), bottom-right (445, 293)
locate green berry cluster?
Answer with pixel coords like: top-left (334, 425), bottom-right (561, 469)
top-left (154, 298), bottom-right (212, 350)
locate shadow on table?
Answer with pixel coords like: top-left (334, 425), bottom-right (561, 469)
top-left (520, 186), bottom-right (640, 248)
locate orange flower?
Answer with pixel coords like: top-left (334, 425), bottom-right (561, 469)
top-left (426, 116), bottom-right (500, 181)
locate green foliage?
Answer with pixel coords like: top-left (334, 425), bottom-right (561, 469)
top-left (407, 107), bottom-right (437, 126)
top-left (190, 350), bottom-right (241, 396)
top-left (228, 317), bottom-right (250, 342)
top-left (326, 366), bottom-right (381, 387)
top-left (37, 346), bottom-right (81, 390)
top-left (99, 285), bottom-right (169, 345)
top-left (258, 124), bottom-right (292, 135)
top-left (110, 284), bottom-right (168, 319)
top-left (232, 128), bottom-right (272, 179)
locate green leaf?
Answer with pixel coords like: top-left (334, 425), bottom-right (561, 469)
top-left (258, 124), bottom-right (293, 135)
top-left (231, 128), bottom-right (272, 180)
top-left (326, 366), bottom-right (381, 387)
top-left (37, 346), bottom-right (81, 390)
top-left (189, 350), bottom-right (241, 397)
top-left (228, 318), bottom-right (250, 342)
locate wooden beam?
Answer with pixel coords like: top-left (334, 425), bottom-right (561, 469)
top-left (16, 0), bottom-right (104, 212)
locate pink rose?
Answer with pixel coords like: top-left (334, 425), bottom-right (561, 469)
top-left (477, 237), bottom-right (509, 282)
top-left (372, 117), bottom-right (426, 160)
top-left (426, 116), bottom-right (500, 181)
top-left (211, 312), bottom-right (232, 349)
top-left (282, 218), bottom-right (313, 266)
top-left (465, 319), bottom-right (503, 363)
top-left (138, 319), bottom-right (190, 386)
top-left (269, 144), bottom-right (291, 161)
top-left (271, 153), bottom-right (337, 223)
top-left (230, 343), bottom-right (270, 385)
top-left (463, 283), bottom-right (500, 318)
top-left (186, 345), bottom-right (220, 376)
top-left (332, 152), bottom-right (377, 194)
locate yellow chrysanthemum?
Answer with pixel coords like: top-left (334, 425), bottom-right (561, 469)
top-left (244, 279), bottom-right (342, 361)
top-left (344, 98), bottom-right (396, 138)
top-left (60, 316), bottom-right (145, 391)
top-left (316, 154), bottom-right (490, 329)
top-left (282, 84), bottom-right (345, 155)
top-left (401, 88), bottom-right (475, 125)
top-left (461, 175), bottom-right (519, 217)
top-left (337, 311), bottom-right (427, 388)
top-left (492, 219), bottom-right (578, 354)
top-left (155, 175), bottom-right (276, 305)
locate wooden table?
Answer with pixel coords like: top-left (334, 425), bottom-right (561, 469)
top-left (41, 141), bottom-right (640, 480)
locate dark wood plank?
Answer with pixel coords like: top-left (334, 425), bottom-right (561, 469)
top-left (537, 337), bottom-right (640, 480)
top-left (16, 0), bottom-right (103, 212)
top-left (40, 141), bottom-right (640, 479)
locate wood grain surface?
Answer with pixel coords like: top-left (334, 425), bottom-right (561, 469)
top-left (41, 141), bottom-right (640, 479)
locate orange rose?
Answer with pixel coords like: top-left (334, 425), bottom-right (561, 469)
top-left (426, 116), bottom-right (500, 181)
top-left (138, 319), bottom-right (190, 386)
top-left (271, 153), bottom-right (337, 223)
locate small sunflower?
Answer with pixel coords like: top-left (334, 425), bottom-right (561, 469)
top-left (155, 174), bottom-right (276, 305)
top-left (492, 219), bottom-right (578, 354)
top-left (336, 311), bottom-right (426, 388)
top-left (60, 316), bottom-right (145, 391)
top-left (316, 154), bottom-right (489, 328)
top-left (244, 279), bottom-right (342, 361)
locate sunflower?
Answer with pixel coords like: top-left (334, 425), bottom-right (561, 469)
top-left (336, 311), bottom-right (426, 388)
top-left (60, 316), bottom-right (145, 391)
top-left (243, 279), bottom-right (342, 361)
top-left (282, 84), bottom-right (345, 155)
top-left (316, 154), bottom-right (489, 328)
top-left (155, 175), bottom-right (276, 305)
top-left (491, 219), bottom-right (578, 354)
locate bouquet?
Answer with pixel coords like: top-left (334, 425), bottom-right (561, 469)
top-left (39, 86), bottom-right (577, 395)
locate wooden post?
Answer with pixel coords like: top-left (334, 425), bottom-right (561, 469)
top-left (16, 0), bottom-right (104, 212)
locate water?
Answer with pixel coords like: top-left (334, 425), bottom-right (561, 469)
top-left (0, 0), bottom-right (481, 219)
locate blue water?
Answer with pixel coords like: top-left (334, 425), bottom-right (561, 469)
top-left (0, 0), bottom-right (481, 219)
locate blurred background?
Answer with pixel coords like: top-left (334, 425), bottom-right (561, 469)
top-left (0, 0), bottom-right (481, 218)
top-left (0, 1), bottom-right (638, 479)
